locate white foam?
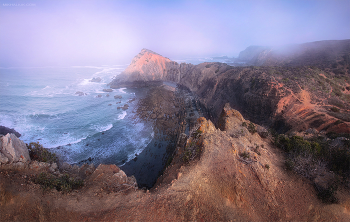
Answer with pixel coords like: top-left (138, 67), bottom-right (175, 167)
top-left (118, 88), bottom-right (127, 94)
top-left (92, 123), bottom-right (113, 132)
top-left (43, 134), bottom-right (88, 148)
top-left (79, 79), bottom-right (94, 86)
top-left (117, 111), bottom-right (127, 120)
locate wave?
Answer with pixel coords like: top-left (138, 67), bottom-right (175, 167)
top-left (92, 123), bottom-right (113, 133)
top-left (118, 88), bottom-right (127, 94)
top-left (117, 111), bottom-right (127, 120)
top-left (44, 135), bottom-right (88, 148)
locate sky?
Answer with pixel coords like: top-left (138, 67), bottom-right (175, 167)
top-left (0, 0), bottom-right (349, 67)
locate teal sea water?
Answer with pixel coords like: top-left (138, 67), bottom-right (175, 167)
top-left (0, 66), bottom-right (154, 166)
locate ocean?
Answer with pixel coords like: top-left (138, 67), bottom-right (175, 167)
top-left (0, 66), bottom-right (154, 167)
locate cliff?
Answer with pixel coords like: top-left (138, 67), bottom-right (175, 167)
top-left (109, 43), bottom-right (350, 134)
top-left (1, 106), bottom-right (350, 221)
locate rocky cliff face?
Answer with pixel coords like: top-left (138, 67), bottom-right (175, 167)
top-left (110, 44), bottom-right (350, 134)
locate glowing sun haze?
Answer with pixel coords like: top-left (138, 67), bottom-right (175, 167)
top-left (0, 0), bottom-right (349, 67)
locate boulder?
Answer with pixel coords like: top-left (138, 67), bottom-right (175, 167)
top-left (0, 133), bottom-right (30, 164)
top-left (103, 89), bottom-right (113, 92)
top-left (87, 164), bottom-right (137, 191)
top-left (29, 161), bottom-right (50, 171)
top-left (96, 94), bottom-right (102, 98)
top-left (121, 104), bottom-right (129, 110)
top-left (114, 95), bottom-right (122, 99)
top-left (257, 125), bottom-right (269, 138)
top-left (90, 77), bottom-right (102, 83)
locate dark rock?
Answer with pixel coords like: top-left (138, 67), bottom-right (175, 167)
top-left (0, 126), bottom-right (21, 137)
top-left (90, 77), bottom-right (102, 82)
top-left (106, 94), bottom-right (110, 97)
top-left (96, 94), bottom-right (102, 98)
top-left (127, 98), bottom-right (136, 103)
top-left (103, 89), bottom-right (113, 92)
top-left (121, 104), bottom-right (129, 110)
top-left (114, 95), bottom-right (122, 99)
top-left (75, 91), bottom-right (86, 96)
top-left (108, 104), bottom-right (112, 106)
top-left (257, 125), bottom-right (269, 138)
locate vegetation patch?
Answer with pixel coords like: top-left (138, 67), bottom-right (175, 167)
top-left (27, 142), bottom-right (58, 163)
top-left (182, 129), bottom-right (203, 163)
top-left (274, 133), bottom-right (350, 203)
top-left (34, 172), bottom-right (84, 193)
top-left (239, 151), bottom-right (250, 159)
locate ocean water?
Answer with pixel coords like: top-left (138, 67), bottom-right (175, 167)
top-left (0, 66), bottom-right (154, 166)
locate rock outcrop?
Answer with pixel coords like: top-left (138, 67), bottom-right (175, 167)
top-left (109, 48), bottom-right (183, 88)
top-left (90, 77), bottom-right (102, 82)
top-left (0, 133), bottom-right (30, 165)
top-left (0, 125), bottom-right (21, 137)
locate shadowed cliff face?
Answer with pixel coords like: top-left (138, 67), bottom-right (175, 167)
top-left (109, 43), bottom-right (350, 133)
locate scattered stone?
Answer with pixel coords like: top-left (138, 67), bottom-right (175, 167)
top-left (103, 89), bottom-right (113, 92)
top-left (90, 77), bottom-right (102, 82)
top-left (29, 161), bottom-right (50, 171)
top-left (127, 98), bottom-right (136, 103)
top-left (75, 91), bottom-right (86, 96)
top-left (96, 94), bottom-right (102, 98)
top-left (306, 128), bottom-right (319, 135)
top-left (106, 94), bottom-right (110, 97)
top-left (257, 125), bottom-right (269, 138)
top-left (108, 104), bottom-right (112, 106)
top-left (114, 95), bottom-right (122, 99)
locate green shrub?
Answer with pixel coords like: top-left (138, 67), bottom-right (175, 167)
top-left (34, 172), bottom-right (84, 192)
top-left (239, 151), bottom-right (250, 159)
top-left (182, 150), bottom-right (191, 162)
top-left (315, 184), bottom-right (338, 204)
top-left (193, 129), bottom-right (202, 139)
top-left (27, 142), bottom-right (58, 163)
top-left (247, 123), bottom-right (257, 134)
top-left (330, 107), bottom-right (340, 112)
top-left (265, 164), bottom-right (270, 169)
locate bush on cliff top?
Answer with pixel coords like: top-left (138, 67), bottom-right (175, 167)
top-left (34, 172), bottom-right (84, 192)
top-left (27, 142), bottom-right (58, 163)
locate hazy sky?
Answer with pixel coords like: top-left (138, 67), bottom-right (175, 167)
top-left (0, 0), bottom-right (349, 67)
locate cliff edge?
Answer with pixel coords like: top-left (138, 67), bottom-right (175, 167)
top-left (1, 106), bottom-right (350, 221)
